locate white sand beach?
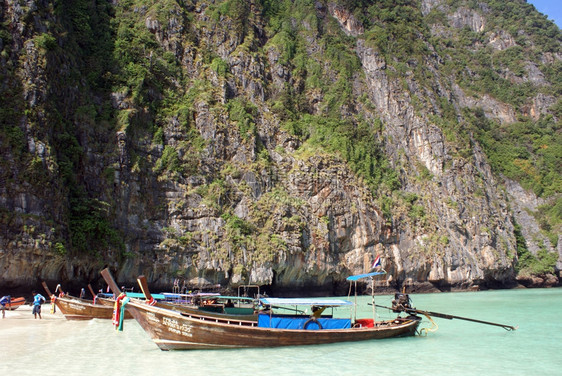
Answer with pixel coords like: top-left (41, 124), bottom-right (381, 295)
top-left (0, 302), bottom-right (64, 325)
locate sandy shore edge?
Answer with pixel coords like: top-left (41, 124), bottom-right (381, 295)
top-left (0, 303), bottom-right (65, 326)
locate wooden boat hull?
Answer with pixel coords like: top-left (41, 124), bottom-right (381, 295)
top-left (54, 296), bottom-right (132, 320)
top-left (125, 300), bottom-right (421, 350)
top-left (3, 297), bottom-right (25, 310)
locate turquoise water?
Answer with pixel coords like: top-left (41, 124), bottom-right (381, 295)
top-left (2, 288), bottom-right (560, 375)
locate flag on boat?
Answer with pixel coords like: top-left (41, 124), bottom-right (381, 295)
top-left (371, 255), bottom-right (381, 269)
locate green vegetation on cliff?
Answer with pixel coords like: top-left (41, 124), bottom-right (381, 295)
top-left (0, 0), bottom-right (560, 285)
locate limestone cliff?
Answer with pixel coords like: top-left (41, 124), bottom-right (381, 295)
top-left (0, 0), bottom-right (560, 294)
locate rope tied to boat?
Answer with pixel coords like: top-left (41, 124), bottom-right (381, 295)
top-left (418, 312), bottom-right (438, 336)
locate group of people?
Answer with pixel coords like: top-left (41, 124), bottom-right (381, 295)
top-left (0, 292), bottom-right (46, 319)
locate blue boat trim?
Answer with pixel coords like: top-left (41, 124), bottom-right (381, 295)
top-left (346, 271), bottom-right (387, 281)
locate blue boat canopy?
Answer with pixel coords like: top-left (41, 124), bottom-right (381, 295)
top-left (129, 292), bottom-right (167, 300)
top-left (98, 292), bottom-right (167, 300)
top-left (260, 297), bottom-right (353, 307)
top-left (346, 271), bottom-right (387, 281)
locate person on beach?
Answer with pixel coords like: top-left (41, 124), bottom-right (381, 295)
top-left (0, 295), bottom-right (11, 318)
top-left (32, 291), bottom-right (46, 319)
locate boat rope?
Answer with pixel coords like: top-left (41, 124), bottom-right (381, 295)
top-left (418, 312), bottom-right (438, 336)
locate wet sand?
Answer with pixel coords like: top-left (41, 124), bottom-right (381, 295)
top-left (0, 303), bottom-right (65, 324)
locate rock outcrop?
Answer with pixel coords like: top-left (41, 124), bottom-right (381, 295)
top-left (0, 0), bottom-right (559, 294)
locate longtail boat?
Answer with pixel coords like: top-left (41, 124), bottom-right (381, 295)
top-left (41, 282), bottom-right (132, 320)
top-left (136, 275), bottom-right (259, 322)
top-left (54, 295), bottom-right (130, 320)
top-left (101, 268), bottom-right (421, 350)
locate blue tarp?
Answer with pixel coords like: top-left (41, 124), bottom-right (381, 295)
top-left (346, 271), bottom-right (386, 281)
top-left (258, 314), bottom-right (351, 330)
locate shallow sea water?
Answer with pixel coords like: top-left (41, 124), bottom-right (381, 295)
top-left (2, 287), bottom-right (560, 376)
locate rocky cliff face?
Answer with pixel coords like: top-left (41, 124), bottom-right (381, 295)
top-left (0, 0), bottom-right (560, 294)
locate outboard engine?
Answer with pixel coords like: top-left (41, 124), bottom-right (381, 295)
top-left (391, 293), bottom-right (413, 313)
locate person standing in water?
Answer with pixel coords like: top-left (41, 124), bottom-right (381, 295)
top-left (31, 291), bottom-right (46, 319)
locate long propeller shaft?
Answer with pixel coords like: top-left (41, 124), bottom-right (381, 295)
top-left (374, 304), bottom-right (517, 331)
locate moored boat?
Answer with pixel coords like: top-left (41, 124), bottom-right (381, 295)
top-left (54, 295), bottom-right (132, 320)
top-left (150, 295), bottom-right (259, 322)
top-left (136, 275), bottom-right (259, 322)
top-left (42, 282), bottom-right (132, 320)
top-left (130, 298), bottom-right (420, 350)
top-left (101, 268), bottom-right (421, 350)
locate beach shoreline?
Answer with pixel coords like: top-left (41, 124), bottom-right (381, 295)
top-left (0, 303), bottom-right (65, 326)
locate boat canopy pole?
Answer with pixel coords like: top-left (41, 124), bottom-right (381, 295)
top-left (371, 277), bottom-right (375, 320)
top-left (354, 280), bottom-right (357, 322)
top-left (346, 271), bottom-right (386, 322)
